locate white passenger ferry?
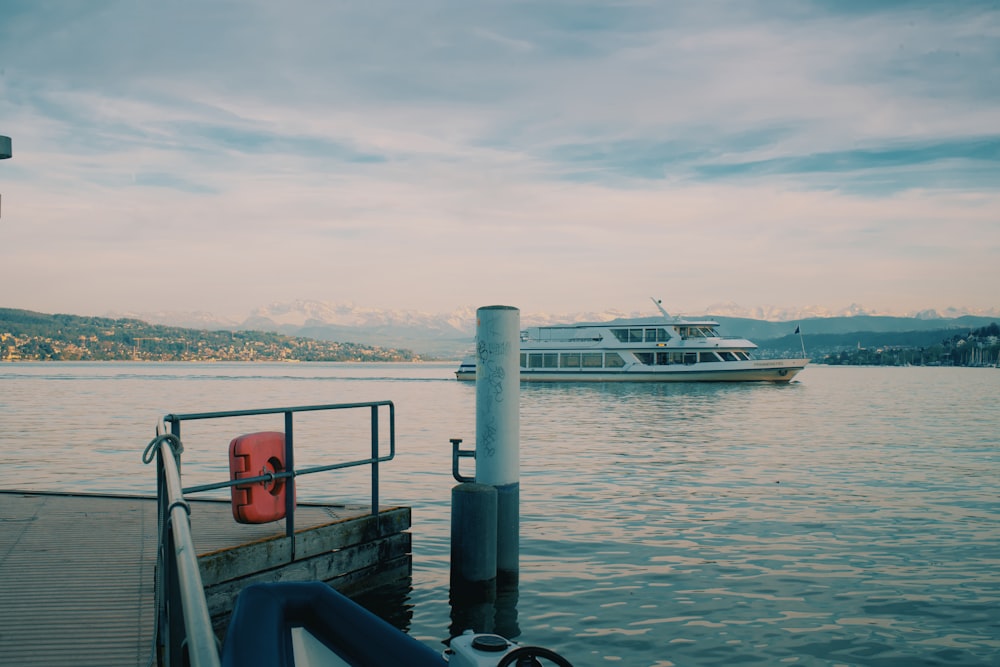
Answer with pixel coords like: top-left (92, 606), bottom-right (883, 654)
top-left (455, 300), bottom-right (808, 383)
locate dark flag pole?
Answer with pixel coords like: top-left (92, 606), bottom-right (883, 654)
top-left (0, 135), bottom-right (11, 220)
top-left (795, 325), bottom-right (806, 357)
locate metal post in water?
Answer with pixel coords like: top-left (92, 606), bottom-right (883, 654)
top-left (448, 306), bottom-right (520, 634)
top-left (474, 306), bottom-right (520, 586)
top-left (449, 482), bottom-right (498, 602)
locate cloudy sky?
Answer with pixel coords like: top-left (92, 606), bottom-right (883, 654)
top-left (2, 1), bottom-right (998, 320)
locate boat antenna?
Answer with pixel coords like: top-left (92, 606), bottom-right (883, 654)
top-left (0, 135), bottom-right (10, 220)
top-left (650, 297), bottom-right (671, 320)
top-left (796, 324), bottom-right (807, 358)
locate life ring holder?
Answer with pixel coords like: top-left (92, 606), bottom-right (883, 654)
top-left (228, 431), bottom-right (292, 524)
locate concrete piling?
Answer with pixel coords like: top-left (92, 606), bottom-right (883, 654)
top-left (449, 305), bottom-right (521, 632)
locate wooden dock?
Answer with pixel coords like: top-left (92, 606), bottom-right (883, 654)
top-left (0, 490), bottom-right (412, 667)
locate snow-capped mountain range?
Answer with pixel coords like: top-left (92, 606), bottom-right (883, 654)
top-left (109, 299), bottom-right (1000, 357)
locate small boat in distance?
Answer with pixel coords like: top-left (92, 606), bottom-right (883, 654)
top-left (455, 298), bottom-right (808, 383)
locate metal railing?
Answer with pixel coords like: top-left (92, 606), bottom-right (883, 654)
top-left (167, 401), bottom-right (395, 546)
top-left (144, 400), bottom-right (395, 667)
top-left (145, 426), bottom-right (221, 667)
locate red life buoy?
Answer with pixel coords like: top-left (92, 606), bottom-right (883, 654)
top-left (229, 431), bottom-right (291, 524)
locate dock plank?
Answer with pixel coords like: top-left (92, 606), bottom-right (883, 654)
top-left (0, 492), bottom-right (156, 667)
top-left (0, 491), bottom-right (386, 667)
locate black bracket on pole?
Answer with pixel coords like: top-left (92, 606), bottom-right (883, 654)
top-left (450, 438), bottom-right (476, 483)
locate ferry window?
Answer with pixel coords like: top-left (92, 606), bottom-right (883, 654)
top-left (699, 352), bottom-right (721, 363)
top-left (643, 328), bottom-right (669, 342)
top-left (719, 351), bottom-right (738, 361)
top-left (684, 353), bottom-right (697, 365)
top-left (582, 352), bottom-right (603, 367)
top-left (611, 329), bottom-right (629, 343)
top-left (670, 352), bottom-right (685, 364)
top-left (528, 353), bottom-right (544, 368)
top-left (605, 352), bottom-right (625, 367)
top-left (656, 352), bottom-right (671, 365)
top-left (520, 353), bottom-right (526, 368)
top-left (629, 328), bottom-right (643, 343)
top-left (735, 351), bottom-right (750, 361)
top-left (561, 353), bottom-right (580, 368)
top-left (635, 352), bottom-right (654, 365)
top-left (543, 353), bottom-right (558, 368)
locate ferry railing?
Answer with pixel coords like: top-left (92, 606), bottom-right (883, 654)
top-left (144, 400), bottom-right (395, 667)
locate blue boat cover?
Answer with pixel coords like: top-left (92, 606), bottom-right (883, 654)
top-left (221, 582), bottom-right (447, 667)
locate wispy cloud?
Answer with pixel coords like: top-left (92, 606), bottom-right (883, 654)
top-left (1, 0), bottom-right (998, 317)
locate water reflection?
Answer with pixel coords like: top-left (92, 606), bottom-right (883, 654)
top-left (448, 576), bottom-right (520, 641)
top-left (350, 576), bottom-right (415, 633)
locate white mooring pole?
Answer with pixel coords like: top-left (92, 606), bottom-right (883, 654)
top-left (449, 305), bottom-right (520, 634)
top-left (474, 305), bottom-right (520, 586)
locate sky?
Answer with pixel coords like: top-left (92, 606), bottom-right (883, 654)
top-left (1, 1), bottom-right (999, 321)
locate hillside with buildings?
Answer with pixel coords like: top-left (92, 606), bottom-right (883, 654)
top-left (0, 309), bottom-right (421, 362)
top-left (3, 306), bottom-right (998, 367)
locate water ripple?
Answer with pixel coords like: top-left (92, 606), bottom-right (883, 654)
top-left (2, 363), bottom-right (998, 665)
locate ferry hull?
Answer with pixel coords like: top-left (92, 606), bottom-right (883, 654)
top-left (456, 359), bottom-right (809, 383)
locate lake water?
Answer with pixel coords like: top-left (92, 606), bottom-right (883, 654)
top-left (1, 362), bottom-right (998, 666)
